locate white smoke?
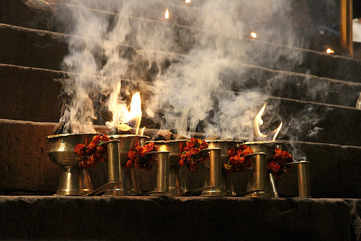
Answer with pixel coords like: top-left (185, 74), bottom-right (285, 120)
top-left (57, 0), bottom-right (309, 139)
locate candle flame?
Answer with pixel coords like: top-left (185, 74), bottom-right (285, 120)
top-left (326, 48), bottom-right (335, 55)
top-left (106, 82), bottom-right (142, 134)
top-left (250, 32), bottom-right (257, 39)
top-left (164, 8), bottom-right (170, 20)
top-left (253, 103), bottom-right (283, 141)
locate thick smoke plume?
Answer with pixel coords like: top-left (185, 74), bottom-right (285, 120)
top-left (57, 0), bottom-right (320, 140)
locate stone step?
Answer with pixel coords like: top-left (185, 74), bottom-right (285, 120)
top-left (0, 1), bottom-right (360, 82)
top-left (0, 64), bottom-right (62, 122)
top-left (1, 61), bottom-right (361, 124)
top-left (0, 24), bottom-right (68, 70)
top-left (1, 118), bottom-right (361, 198)
top-left (1, 63), bottom-right (361, 145)
top-left (0, 196), bottom-right (356, 241)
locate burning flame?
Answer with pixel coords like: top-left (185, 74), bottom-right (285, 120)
top-left (106, 82), bottom-right (142, 135)
top-left (164, 8), bottom-right (170, 20)
top-left (326, 48), bottom-right (335, 55)
top-left (250, 32), bottom-right (257, 39)
top-left (253, 103), bottom-right (282, 141)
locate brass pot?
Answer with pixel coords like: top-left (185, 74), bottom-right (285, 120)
top-left (47, 133), bottom-right (98, 196)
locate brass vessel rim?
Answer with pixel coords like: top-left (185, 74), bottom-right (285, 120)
top-left (247, 152), bottom-right (266, 156)
top-left (109, 134), bottom-right (150, 139)
top-left (206, 139), bottom-right (246, 143)
top-left (147, 151), bottom-right (170, 154)
top-left (47, 133), bottom-right (100, 139)
top-left (206, 147), bottom-right (222, 151)
top-left (244, 141), bottom-right (283, 145)
top-left (145, 139), bottom-right (188, 144)
top-left (287, 160), bottom-right (310, 165)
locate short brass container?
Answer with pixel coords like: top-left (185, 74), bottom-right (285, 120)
top-left (288, 160), bottom-right (311, 198)
top-left (47, 133), bottom-right (98, 196)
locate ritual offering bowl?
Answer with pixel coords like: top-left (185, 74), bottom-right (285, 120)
top-left (104, 134), bottom-right (148, 196)
top-left (47, 133), bottom-right (98, 196)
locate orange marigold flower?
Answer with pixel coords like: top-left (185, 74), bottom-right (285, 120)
top-left (74, 144), bottom-right (86, 155)
top-left (268, 161), bottom-right (281, 173)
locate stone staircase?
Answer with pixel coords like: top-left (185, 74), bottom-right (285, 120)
top-left (1, 0), bottom-right (361, 240)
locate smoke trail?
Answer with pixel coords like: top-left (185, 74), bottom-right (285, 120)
top-left (57, 0), bottom-right (326, 142)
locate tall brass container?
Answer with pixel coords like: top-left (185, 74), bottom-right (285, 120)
top-left (151, 140), bottom-right (187, 195)
top-left (104, 135), bottom-right (147, 196)
top-left (151, 151), bottom-right (170, 195)
top-left (201, 147), bottom-right (224, 197)
top-left (47, 133), bottom-right (97, 196)
top-left (205, 140), bottom-right (241, 196)
top-left (244, 141), bottom-right (278, 198)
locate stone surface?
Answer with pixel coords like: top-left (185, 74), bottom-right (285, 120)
top-left (0, 0), bottom-right (360, 83)
top-left (0, 119), bottom-right (60, 193)
top-left (0, 196), bottom-right (354, 241)
top-left (0, 24), bottom-right (68, 70)
top-left (0, 64), bottom-right (63, 122)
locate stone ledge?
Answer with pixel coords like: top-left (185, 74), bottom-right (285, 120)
top-left (0, 196), bottom-right (355, 241)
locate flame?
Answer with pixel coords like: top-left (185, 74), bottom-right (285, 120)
top-left (254, 104), bottom-right (267, 139)
top-left (129, 92), bottom-right (142, 135)
top-left (326, 48), bottom-right (335, 55)
top-left (106, 82), bottom-right (142, 134)
top-left (140, 127), bottom-right (146, 136)
top-left (250, 32), bottom-right (257, 39)
top-left (185, 0), bottom-right (191, 4)
top-left (164, 8), bottom-right (170, 20)
top-left (253, 103), bottom-right (283, 141)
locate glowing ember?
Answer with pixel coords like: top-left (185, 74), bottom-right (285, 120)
top-left (326, 48), bottom-right (335, 55)
top-left (250, 32), bottom-right (257, 39)
top-left (253, 103), bottom-right (282, 141)
top-left (106, 82), bottom-right (142, 134)
top-left (164, 8), bottom-right (170, 20)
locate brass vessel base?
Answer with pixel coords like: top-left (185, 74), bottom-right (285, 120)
top-left (201, 187), bottom-right (225, 197)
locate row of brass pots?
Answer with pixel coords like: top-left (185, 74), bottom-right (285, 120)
top-left (47, 134), bottom-right (310, 198)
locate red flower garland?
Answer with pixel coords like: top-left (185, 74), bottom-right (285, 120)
top-left (74, 134), bottom-right (110, 168)
top-left (127, 142), bottom-right (155, 169)
top-left (179, 138), bottom-right (208, 172)
top-left (224, 145), bottom-right (253, 172)
top-left (268, 148), bottom-right (293, 177)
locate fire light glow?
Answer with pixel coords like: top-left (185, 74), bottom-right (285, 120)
top-left (326, 48), bottom-right (335, 55)
top-left (253, 103), bottom-right (283, 141)
top-left (106, 82), bottom-right (142, 135)
top-left (250, 32), bottom-right (257, 39)
top-left (164, 8), bottom-right (170, 20)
